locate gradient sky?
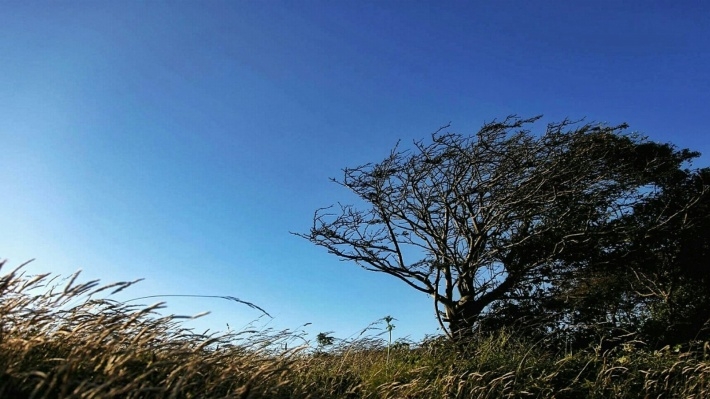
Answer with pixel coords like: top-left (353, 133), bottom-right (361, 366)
top-left (1, 1), bottom-right (708, 343)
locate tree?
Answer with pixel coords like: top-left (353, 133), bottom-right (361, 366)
top-left (297, 116), bottom-right (699, 341)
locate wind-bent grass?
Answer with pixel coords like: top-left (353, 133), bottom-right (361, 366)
top-left (0, 260), bottom-right (300, 398)
top-left (2, 259), bottom-right (709, 398)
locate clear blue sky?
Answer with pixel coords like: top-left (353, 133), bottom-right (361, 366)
top-left (1, 1), bottom-right (708, 343)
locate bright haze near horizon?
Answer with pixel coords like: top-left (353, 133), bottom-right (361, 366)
top-left (1, 1), bottom-right (708, 343)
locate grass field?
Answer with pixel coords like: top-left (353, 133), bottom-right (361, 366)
top-left (2, 260), bottom-right (709, 398)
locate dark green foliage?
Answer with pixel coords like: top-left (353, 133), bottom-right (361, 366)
top-left (545, 166), bottom-right (710, 350)
top-left (626, 168), bottom-right (710, 345)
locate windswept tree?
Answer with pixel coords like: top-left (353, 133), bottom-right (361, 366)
top-left (297, 116), bottom-right (699, 340)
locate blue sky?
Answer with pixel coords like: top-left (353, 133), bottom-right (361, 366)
top-left (1, 1), bottom-right (708, 343)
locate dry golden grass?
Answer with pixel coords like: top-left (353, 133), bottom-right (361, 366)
top-left (0, 260), bottom-right (301, 398)
top-left (2, 259), bottom-right (709, 398)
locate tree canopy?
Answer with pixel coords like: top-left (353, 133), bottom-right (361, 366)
top-left (298, 116), bottom-right (708, 342)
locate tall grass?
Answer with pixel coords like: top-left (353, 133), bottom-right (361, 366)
top-left (2, 260), bottom-right (709, 398)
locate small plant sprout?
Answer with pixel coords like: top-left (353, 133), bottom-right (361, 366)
top-left (382, 315), bottom-right (396, 367)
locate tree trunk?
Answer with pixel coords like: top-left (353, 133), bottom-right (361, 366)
top-left (445, 298), bottom-right (486, 341)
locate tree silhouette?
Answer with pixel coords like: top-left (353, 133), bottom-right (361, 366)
top-left (298, 116), bottom-right (700, 340)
